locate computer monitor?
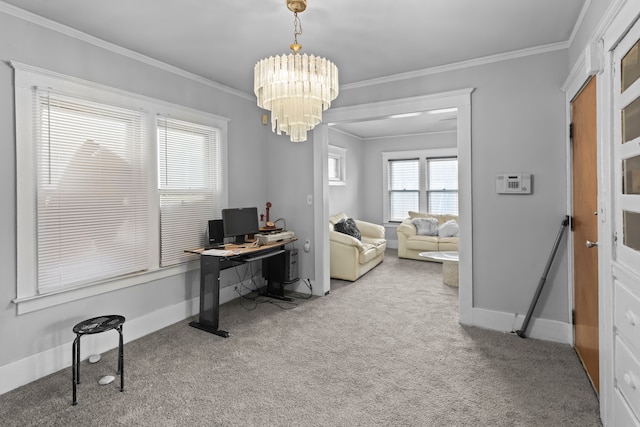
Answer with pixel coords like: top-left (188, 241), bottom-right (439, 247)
top-left (221, 207), bottom-right (259, 245)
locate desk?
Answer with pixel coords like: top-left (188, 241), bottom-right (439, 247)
top-left (186, 239), bottom-right (296, 337)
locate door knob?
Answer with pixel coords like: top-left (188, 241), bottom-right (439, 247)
top-left (585, 240), bottom-right (598, 248)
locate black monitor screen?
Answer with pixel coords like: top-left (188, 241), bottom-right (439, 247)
top-left (221, 207), bottom-right (259, 244)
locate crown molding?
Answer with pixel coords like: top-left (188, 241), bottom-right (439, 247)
top-left (327, 126), bottom-right (363, 140)
top-left (341, 41), bottom-right (569, 91)
top-left (0, 1), bottom-right (254, 101)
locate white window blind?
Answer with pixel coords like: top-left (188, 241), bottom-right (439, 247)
top-left (34, 89), bottom-right (150, 294)
top-left (427, 157), bottom-right (459, 215)
top-left (388, 158), bottom-right (419, 221)
top-left (158, 117), bottom-right (222, 266)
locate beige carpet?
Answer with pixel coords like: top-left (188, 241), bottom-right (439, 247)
top-left (0, 250), bottom-right (601, 426)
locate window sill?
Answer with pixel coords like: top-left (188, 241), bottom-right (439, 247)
top-left (12, 260), bottom-right (199, 315)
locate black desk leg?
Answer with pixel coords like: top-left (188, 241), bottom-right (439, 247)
top-left (189, 255), bottom-right (230, 337)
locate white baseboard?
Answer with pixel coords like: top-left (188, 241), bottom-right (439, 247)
top-left (462, 307), bottom-right (573, 344)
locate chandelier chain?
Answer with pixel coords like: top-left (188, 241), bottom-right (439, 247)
top-left (293, 12), bottom-right (303, 45)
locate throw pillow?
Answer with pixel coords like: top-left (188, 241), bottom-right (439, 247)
top-left (334, 218), bottom-right (361, 240)
top-left (412, 217), bottom-right (439, 236)
top-left (438, 219), bottom-right (459, 237)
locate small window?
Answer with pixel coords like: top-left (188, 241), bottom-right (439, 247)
top-left (623, 155), bottom-right (640, 194)
top-left (328, 145), bottom-right (347, 186)
top-left (623, 210), bottom-right (640, 251)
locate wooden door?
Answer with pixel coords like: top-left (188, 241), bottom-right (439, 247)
top-left (571, 77), bottom-right (599, 393)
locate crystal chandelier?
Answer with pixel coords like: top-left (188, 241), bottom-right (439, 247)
top-left (254, 0), bottom-right (339, 142)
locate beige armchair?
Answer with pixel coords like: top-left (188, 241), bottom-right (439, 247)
top-left (329, 212), bottom-right (387, 281)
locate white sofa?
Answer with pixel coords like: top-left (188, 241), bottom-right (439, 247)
top-left (329, 212), bottom-right (387, 281)
top-left (396, 211), bottom-right (459, 261)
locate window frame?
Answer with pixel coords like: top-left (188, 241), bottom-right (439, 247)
top-left (12, 61), bottom-right (229, 314)
top-left (328, 144), bottom-right (347, 186)
top-left (382, 148), bottom-right (458, 223)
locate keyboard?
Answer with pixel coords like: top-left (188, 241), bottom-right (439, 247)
top-left (201, 248), bottom-right (236, 257)
top-left (242, 249), bottom-right (284, 262)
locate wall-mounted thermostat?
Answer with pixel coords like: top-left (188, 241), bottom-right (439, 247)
top-left (496, 173), bottom-right (532, 194)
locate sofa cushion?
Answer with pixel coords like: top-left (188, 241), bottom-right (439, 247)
top-left (438, 237), bottom-right (459, 251)
top-left (334, 218), bottom-right (361, 240)
top-left (362, 237), bottom-right (386, 247)
top-left (412, 217), bottom-right (439, 236)
top-left (438, 220), bottom-right (459, 237)
top-left (406, 235), bottom-right (439, 251)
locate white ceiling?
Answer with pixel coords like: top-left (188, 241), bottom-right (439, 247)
top-left (1, 0), bottom-right (587, 137)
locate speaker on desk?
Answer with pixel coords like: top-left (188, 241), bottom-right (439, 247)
top-left (207, 219), bottom-right (225, 248)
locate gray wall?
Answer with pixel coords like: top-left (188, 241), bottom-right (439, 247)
top-left (0, 11), bottom-right (266, 367)
top-left (335, 50), bottom-right (571, 323)
top-left (262, 131), bottom-right (316, 283)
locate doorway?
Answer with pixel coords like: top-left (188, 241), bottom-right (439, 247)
top-left (312, 89), bottom-right (474, 323)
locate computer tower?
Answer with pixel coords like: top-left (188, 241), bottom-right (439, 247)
top-left (284, 248), bottom-right (298, 283)
top-left (260, 248), bottom-right (298, 299)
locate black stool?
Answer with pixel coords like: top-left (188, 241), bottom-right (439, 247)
top-left (72, 315), bottom-right (125, 405)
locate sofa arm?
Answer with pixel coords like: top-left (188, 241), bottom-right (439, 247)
top-left (330, 229), bottom-right (364, 252)
top-left (354, 220), bottom-right (385, 240)
top-left (396, 219), bottom-right (417, 238)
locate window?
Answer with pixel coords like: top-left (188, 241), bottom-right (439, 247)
top-left (158, 117), bottom-right (223, 266)
top-left (427, 157), bottom-right (459, 214)
top-left (328, 145), bottom-right (347, 186)
top-left (388, 159), bottom-right (420, 220)
top-left (34, 90), bottom-right (150, 294)
top-left (13, 62), bottom-right (228, 313)
top-left (383, 149), bottom-right (458, 222)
